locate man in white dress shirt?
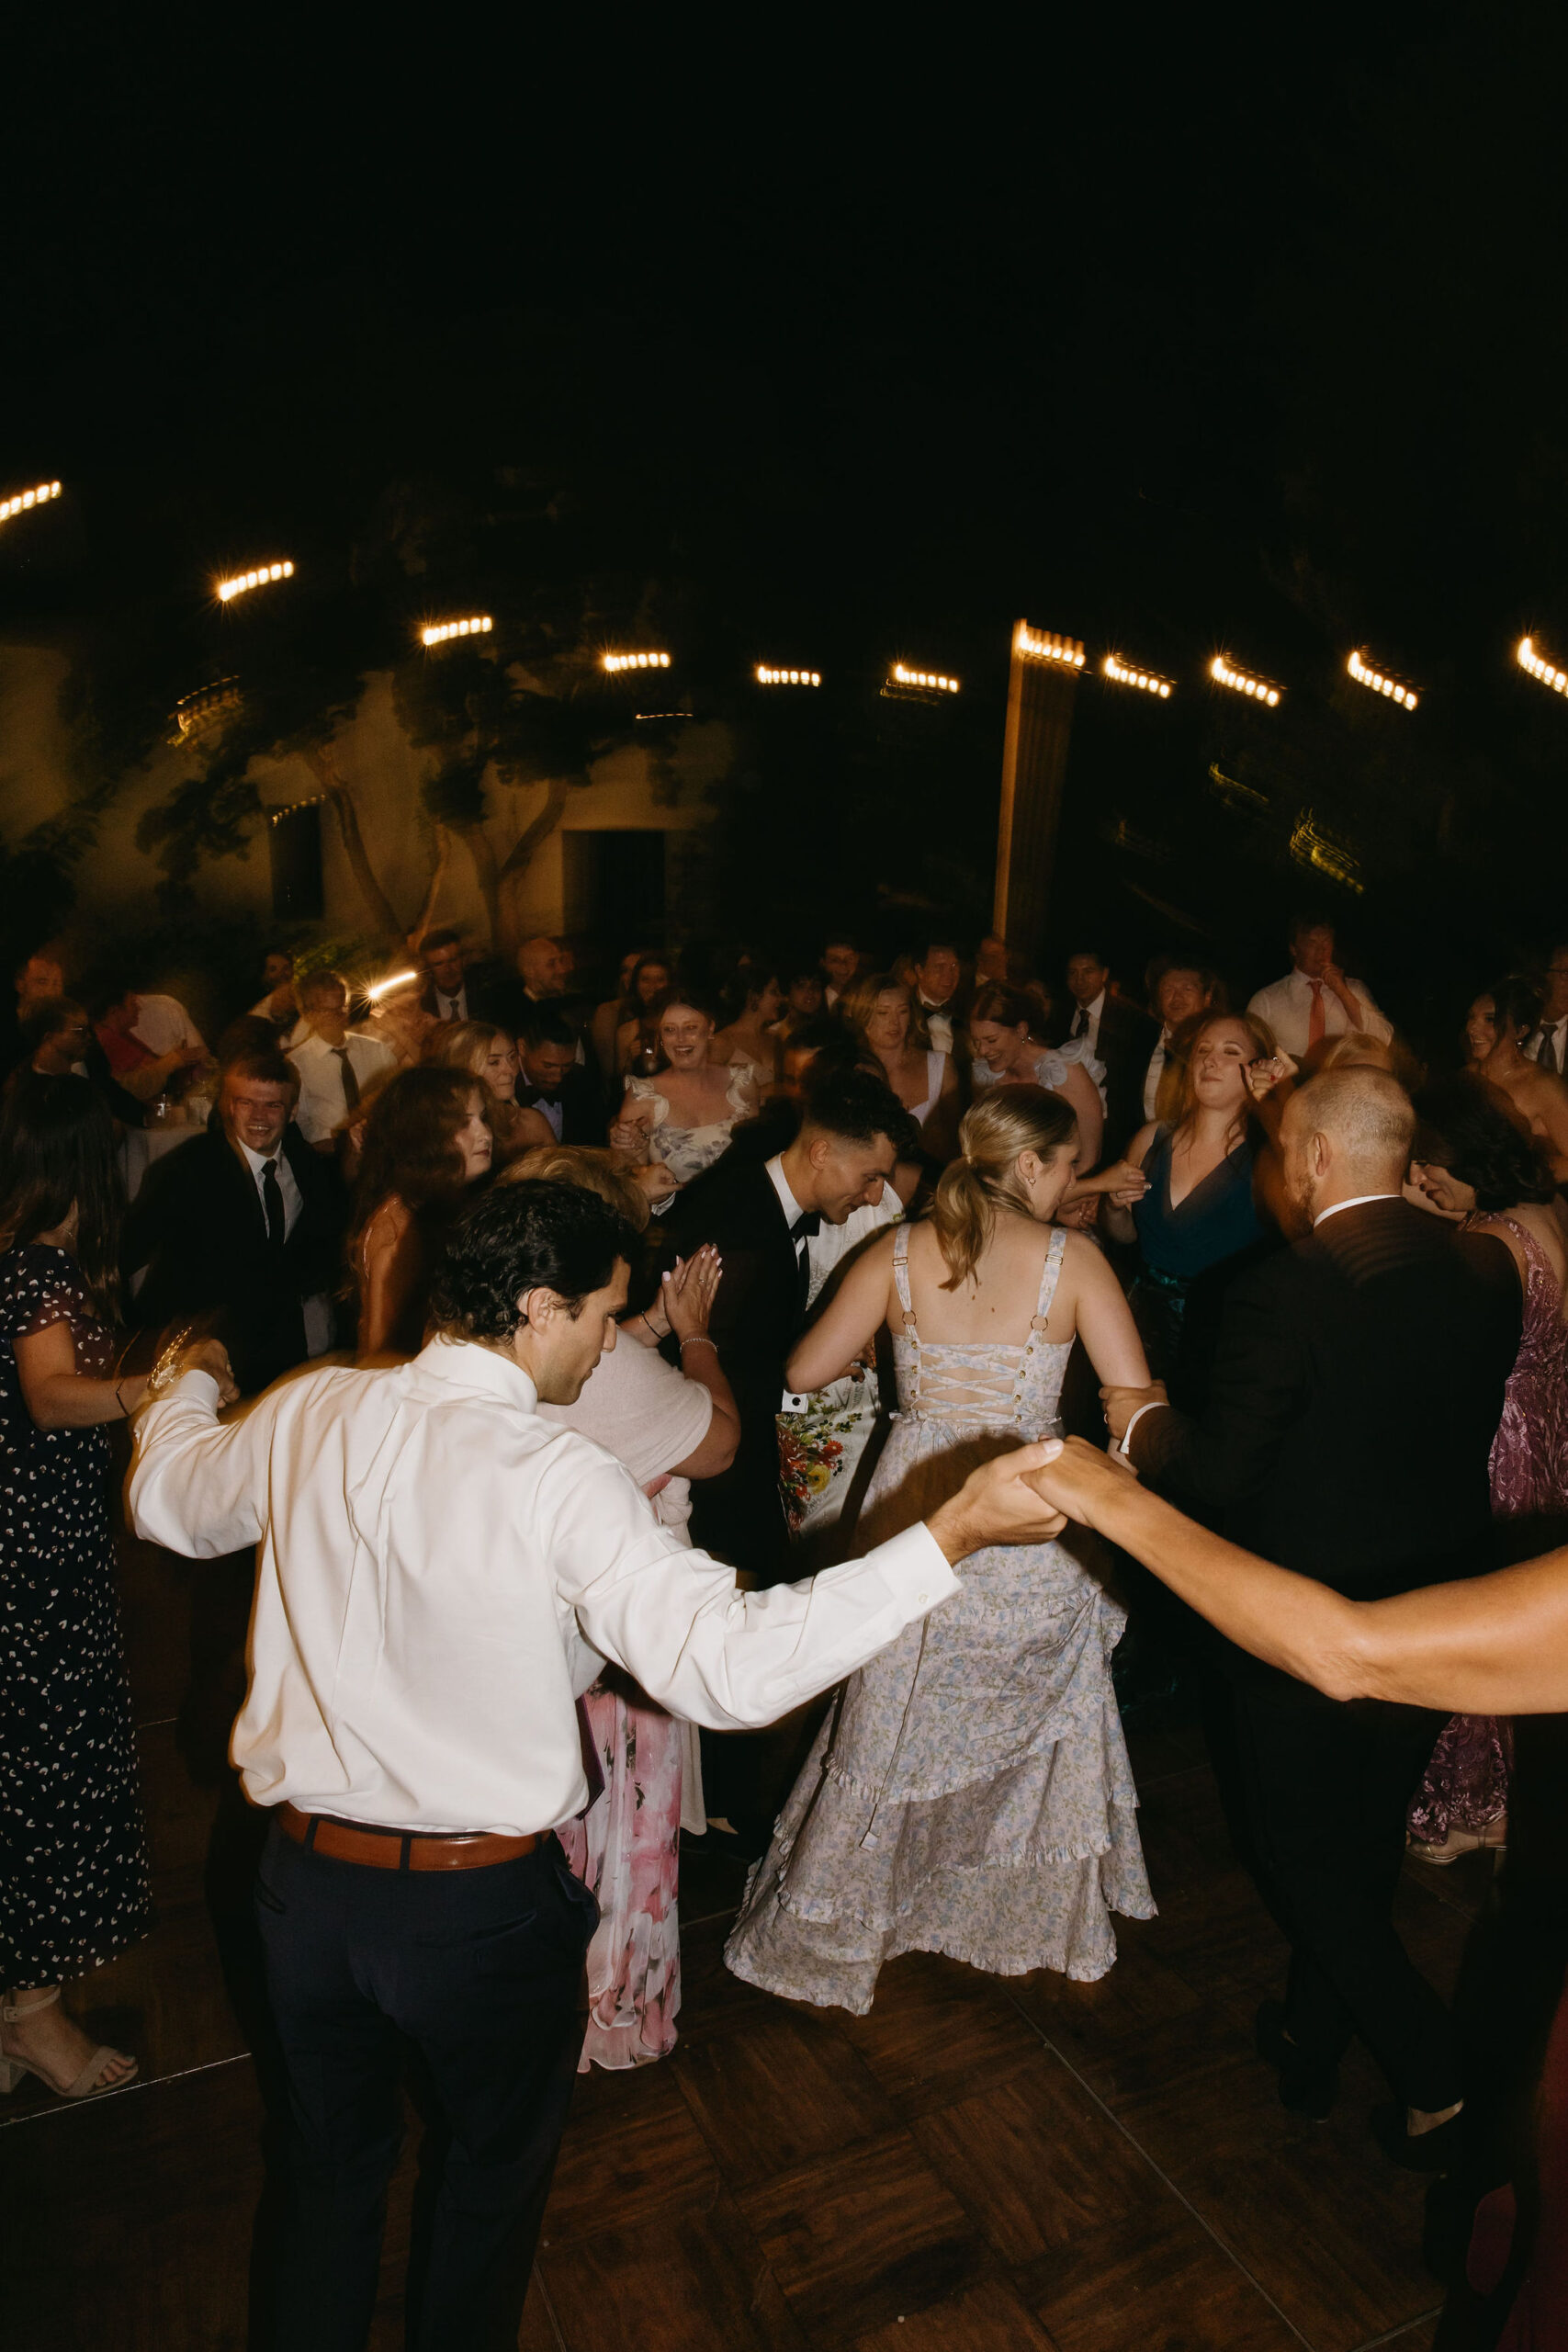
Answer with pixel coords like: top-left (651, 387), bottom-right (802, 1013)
top-left (1525, 942), bottom-right (1568, 1073)
top-left (1247, 916), bottom-right (1393, 1061)
top-left (288, 970), bottom-right (398, 1148)
top-left (130, 1179), bottom-right (1065, 2347)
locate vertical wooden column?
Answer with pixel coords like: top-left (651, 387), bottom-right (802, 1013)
top-left (993, 620), bottom-right (1083, 952)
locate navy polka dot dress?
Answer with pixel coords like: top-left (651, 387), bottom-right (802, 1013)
top-left (0, 1245), bottom-right (151, 1982)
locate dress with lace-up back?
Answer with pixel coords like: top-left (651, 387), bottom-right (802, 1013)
top-left (727, 1223), bottom-right (1154, 2012)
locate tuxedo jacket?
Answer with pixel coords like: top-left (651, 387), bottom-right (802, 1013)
top-left (1131, 1196), bottom-right (1520, 1600)
top-left (661, 1148), bottom-right (802, 1581)
top-left (123, 1121), bottom-right (346, 1396)
top-left (1088, 996), bottom-right (1161, 1160)
top-left (518, 1064), bottom-right (604, 1147)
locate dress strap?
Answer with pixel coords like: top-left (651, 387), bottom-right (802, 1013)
top-left (1489, 1215), bottom-right (1558, 1286)
top-left (1009, 1227), bottom-right (1069, 1420)
top-left (892, 1223), bottom-right (916, 1327)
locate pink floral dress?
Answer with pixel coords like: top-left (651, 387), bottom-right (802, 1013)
top-left (1408, 1215), bottom-right (1568, 1843)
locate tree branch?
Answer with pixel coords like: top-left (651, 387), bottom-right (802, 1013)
top-left (302, 743), bottom-right (406, 947)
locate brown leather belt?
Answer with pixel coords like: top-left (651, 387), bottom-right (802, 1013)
top-left (278, 1803), bottom-right (544, 1871)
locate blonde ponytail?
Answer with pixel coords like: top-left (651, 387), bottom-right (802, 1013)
top-left (930, 1083), bottom-right (1079, 1290)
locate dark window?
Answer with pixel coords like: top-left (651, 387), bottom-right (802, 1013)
top-left (563, 830), bottom-right (666, 943)
top-left (269, 804), bottom-right (324, 921)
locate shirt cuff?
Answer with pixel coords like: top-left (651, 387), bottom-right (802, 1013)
top-left (170, 1369), bottom-right (222, 1409)
top-left (1120, 1399), bottom-right (1170, 1457)
top-left (859, 1521), bottom-right (962, 1617)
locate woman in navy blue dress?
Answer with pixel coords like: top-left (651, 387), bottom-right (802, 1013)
top-left (0, 1076), bottom-right (152, 2102)
top-left (1101, 1011), bottom-right (1290, 1411)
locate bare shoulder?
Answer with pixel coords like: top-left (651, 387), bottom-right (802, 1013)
top-left (1126, 1119), bottom-right (1160, 1169)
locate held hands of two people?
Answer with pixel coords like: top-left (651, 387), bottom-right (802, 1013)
top-left (1021, 1436), bottom-right (1141, 1534)
top-left (930, 1442), bottom-right (1072, 1561)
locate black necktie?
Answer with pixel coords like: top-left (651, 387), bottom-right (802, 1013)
top-left (1541, 1025), bottom-right (1561, 1076)
top-left (1069, 1007), bottom-right (1087, 1040)
top-left (789, 1210), bottom-right (820, 1315)
top-left (261, 1157), bottom-right (286, 1250)
top-left (334, 1046), bottom-right (361, 1110)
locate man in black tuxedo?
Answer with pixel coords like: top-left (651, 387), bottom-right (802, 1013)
top-left (517, 1008), bottom-right (604, 1145)
top-left (1107, 1068), bottom-right (1519, 2157)
top-left (124, 1048), bottom-right (346, 1396)
top-left (661, 1067), bottom-right (907, 1589)
top-left (1061, 946), bottom-right (1159, 1160)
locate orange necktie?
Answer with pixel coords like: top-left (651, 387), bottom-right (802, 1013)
top-left (1307, 979), bottom-right (1326, 1048)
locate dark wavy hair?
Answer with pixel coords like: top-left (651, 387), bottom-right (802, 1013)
top-left (0, 1073), bottom-right (124, 1318)
top-left (800, 1064), bottom-right (919, 1159)
top-left (346, 1067), bottom-right (485, 1272)
top-left (1413, 1078), bottom-right (1558, 1212)
top-left (1489, 974), bottom-right (1546, 1045)
top-left (429, 1177), bottom-right (638, 1343)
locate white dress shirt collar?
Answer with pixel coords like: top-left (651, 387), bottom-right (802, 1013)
top-left (765, 1153), bottom-right (807, 1236)
top-left (1314, 1191), bottom-right (1403, 1227)
top-left (413, 1334), bottom-right (539, 1411)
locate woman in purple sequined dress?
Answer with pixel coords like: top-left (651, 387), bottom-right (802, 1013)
top-left (1405, 1081), bottom-right (1568, 1860)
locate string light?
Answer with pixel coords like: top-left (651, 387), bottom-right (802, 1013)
top-left (755, 665), bottom-right (822, 686)
top-left (217, 560), bottom-right (295, 604)
top-left (1211, 654), bottom-right (1281, 707)
top-left (889, 663), bottom-right (960, 695)
top-left (603, 651), bottom-right (671, 673)
top-left (1103, 653), bottom-right (1174, 699)
top-left (0, 480), bottom-right (62, 526)
top-left (1015, 624), bottom-right (1085, 669)
top-left (1290, 808), bottom-right (1364, 895)
top-left (421, 616), bottom-right (493, 647)
top-left (1348, 649), bottom-right (1418, 710)
top-left (1518, 637), bottom-right (1568, 698)
top-left (366, 967), bottom-right (420, 1001)
top-left (172, 677), bottom-right (243, 740)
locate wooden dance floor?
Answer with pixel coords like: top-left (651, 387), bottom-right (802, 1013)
top-left (4, 1525), bottom-right (1507, 2350)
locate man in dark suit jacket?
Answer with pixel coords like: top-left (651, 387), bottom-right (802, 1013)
top-left (661, 1068), bottom-right (908, 1589)
top-left (417, 930), bottom-right (509, 1028)
top-left (1107, 1068), bottom-right (1519, 2152)
top-left (1061, 946), bottom-right (1160, 1161)
top-left (517, 1008), bottom-right (604, 1145)
top-left (124, 1048), bottom-right (346, 1396)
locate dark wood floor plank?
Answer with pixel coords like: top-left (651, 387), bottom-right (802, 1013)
top-left (910, 2049), bottom-right (1171, 2266)
top-left (1014, 2199), bottom-right (1303, 2352)
top-left (737, 2125), bottom-right (986, 2345)
top-left (541, 2058), bottom-right (721, 2247)
top-left (673, 2006), bottom-right (897, 2186)
top-left (839, 1947), bottom-right (1049, 2119)
top-left (538, 2196), bottom-right (809, 2352)
top-left (852, 2274), bottom-right (1064, 2351)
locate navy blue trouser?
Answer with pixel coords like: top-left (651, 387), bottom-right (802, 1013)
top-left (254, 1821), bottom-right (597, 2352)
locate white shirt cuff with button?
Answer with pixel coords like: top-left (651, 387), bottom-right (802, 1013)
top-left (1119, 1398), bottom-right (1170, 1456)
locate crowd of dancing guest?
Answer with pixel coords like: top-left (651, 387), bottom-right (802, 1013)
top-left (9, 902), bottom-right (1568, 2341)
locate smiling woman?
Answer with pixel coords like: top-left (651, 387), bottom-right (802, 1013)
top-left (609, 992), bottom-right (765, 1202)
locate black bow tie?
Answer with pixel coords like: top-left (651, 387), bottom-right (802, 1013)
top-left (789, 1211), bottom-right (821, 1243)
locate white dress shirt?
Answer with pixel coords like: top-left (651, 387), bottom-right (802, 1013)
top-left (1246, 969), bottom-right (1393, 1058)
top-left (288, 1027), bottom-right (399, 1143)
top-left (1527, 1016), bottom-right (1568, 1075)
top-left (917, 995), bottom-right (955, 1055)
top-left (128, 1340), bottom-right (958, 1835)
top-left (234, 1136), bottom-right (333, 1357)
top-left (431, 983), bottom-right (470, 1023)
top-left (131, 991), bottom-right (207, 1057)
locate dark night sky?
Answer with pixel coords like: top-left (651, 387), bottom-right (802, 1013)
top-left (4, 6), bottom-right (1566, 1010)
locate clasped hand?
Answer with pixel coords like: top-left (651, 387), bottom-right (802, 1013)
top-left (1100, 1377), bottom-right (1168, 1444)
